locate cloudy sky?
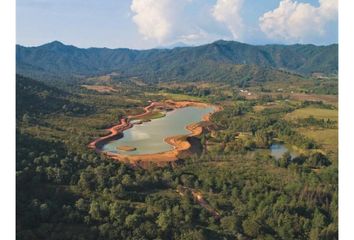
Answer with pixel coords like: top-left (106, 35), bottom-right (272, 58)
top-left (16, 0), bottom-right (338, 49)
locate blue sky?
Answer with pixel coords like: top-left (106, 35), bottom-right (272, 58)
top-left (16, 0), bottom-right (338, 49)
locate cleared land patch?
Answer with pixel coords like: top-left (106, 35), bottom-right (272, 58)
top-left (81, 85), bottom-right (118, 93)
top-left (158, 92), bottom-right (203, 101)
top-left (289, 93), bottom-right (337, 106)
top-left (253, 102), bottom-right (282, 112)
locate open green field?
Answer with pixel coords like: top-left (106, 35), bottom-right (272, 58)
top-left (285, 107), bottom-right (338, 121)
top-left (298, 128), bottom-right (338, 152)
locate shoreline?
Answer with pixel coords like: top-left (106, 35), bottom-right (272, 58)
top-left (88, 100), bottom-right (222, 166)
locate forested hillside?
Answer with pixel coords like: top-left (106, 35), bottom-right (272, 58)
top-left (16, 75), bottom-right (94, 119)
top-left (16, 40), bottom-right (337, 84)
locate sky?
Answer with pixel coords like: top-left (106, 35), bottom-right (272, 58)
top-left (16, 0), bottom-right (338, 49)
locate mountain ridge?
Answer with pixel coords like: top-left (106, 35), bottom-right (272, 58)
top-left (16, 40), bottom-right (338, 84)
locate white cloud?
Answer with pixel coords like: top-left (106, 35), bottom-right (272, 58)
top-left (131, 0), bottom-right (207, 44)
top-left (178, 28), bottom-right (210, 43)
top-left (259, 0), bottom-right (338, 43)
top-left (212, 0), bottom-right (245, 40)
top-left (130, 0), bottom-right (228, 45)
top-left (130, 0), bottom-right (178, 43)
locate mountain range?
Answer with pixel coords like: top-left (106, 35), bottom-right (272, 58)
top-left (16, 40), bottom-right (338, 84)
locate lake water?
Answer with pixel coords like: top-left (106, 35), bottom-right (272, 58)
top-left (102, 106), bottom-right (215, 155)
top-left (270, 143), bottom-right (297, 159)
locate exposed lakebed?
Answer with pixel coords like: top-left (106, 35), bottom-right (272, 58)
top-left (101, 106), bottom-right (215, 155)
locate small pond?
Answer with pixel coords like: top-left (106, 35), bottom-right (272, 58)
top-left (270, 143), bottom-right (297, 159)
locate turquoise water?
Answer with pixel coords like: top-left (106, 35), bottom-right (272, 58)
top-left (102, 106), bottom-right (215, 155)
top-left (270, 144), bottom-right (297, 159)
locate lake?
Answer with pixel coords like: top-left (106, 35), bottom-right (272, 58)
top-left (102, 106), bottom-right (215, 155)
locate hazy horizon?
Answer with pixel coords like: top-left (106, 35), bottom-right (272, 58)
top-left (17, 0), bottom-right (338, 49)
top-left (17, 38), bottom-right (339, 50)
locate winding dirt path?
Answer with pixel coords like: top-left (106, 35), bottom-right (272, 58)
top-left (177, 186), bottom-right (221, 220)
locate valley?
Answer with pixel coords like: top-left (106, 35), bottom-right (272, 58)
top-left (16, 41), bottom-right (338, 240)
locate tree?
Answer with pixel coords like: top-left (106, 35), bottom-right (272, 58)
top-left (75, 198), bottom-right (87, 211)
top-left (242, 217), bottom-right (262, 238)
top-left (292, 154), bottom-right (307, 165)
top-left (180, 229), bottom-right (207, 240)
top-left (22, 113), bottom-right (31, 123)
top-left (156, 211), bottom-right (172, 231)
top-left (125, 213), bottom-right (140, 228)
top-left (312, 208), bottom-right (326, 229)
top-left (78, 170), bottom-right (97, 192)
top-left (122, 174), bottom-right (133, 186)
top-left (89, 201), bottom-right (101, 220)
top-left (307, 152), bottom-right (331, 167)
top-left (254, 130), bottom-right (271, 148)
top-left (39, 203), bottom-right (50, 220)
top-left (279, 151), bottom-right (292, 168)
top-left (220, 215), bottom-right (242, 234)
top-left (111, 184), bottom-right (125, 199)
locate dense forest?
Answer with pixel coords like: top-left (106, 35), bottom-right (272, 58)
top-left (16, 72), bottom-right (338, 239)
